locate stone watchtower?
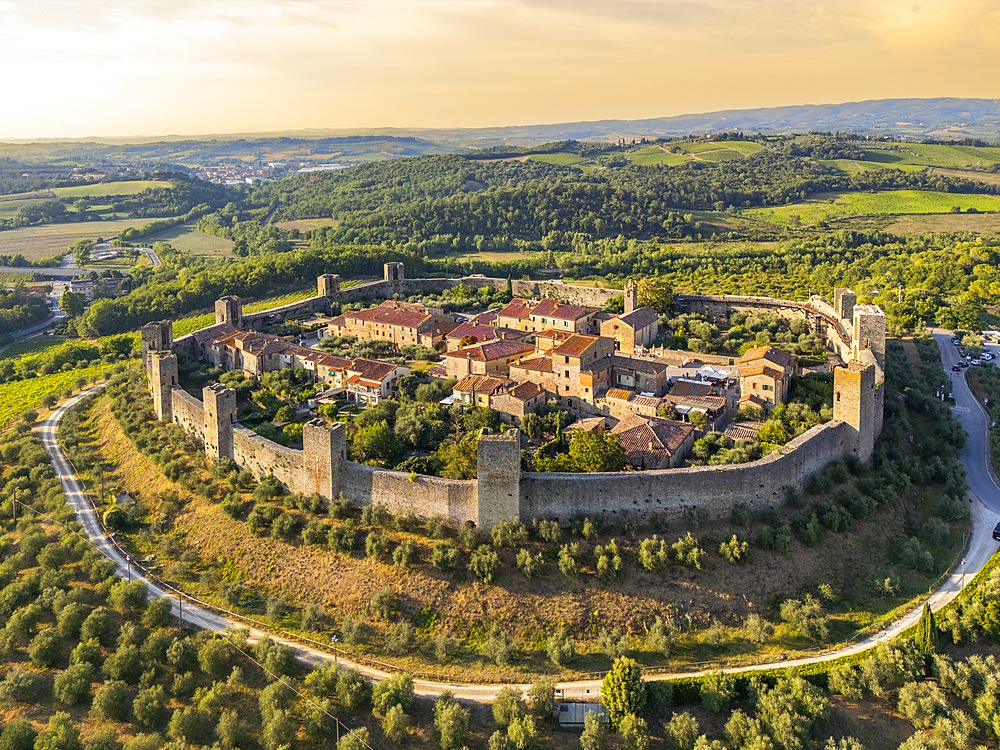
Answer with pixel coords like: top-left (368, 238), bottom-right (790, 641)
top-left (149, 351), bottom-right (178, 423)
top-left (833, 361), bottom-right (877, 462)
top-left (203, 383), bottom-right (237, 461)
top-left (476, 428), bottom-right (521, 531)
top-left (833, 288), bottom-right (857, 323)
top-left (624, 279), bottom-right (638, 315)
top-left (215, 296), bottom-right (243, 327)
top-left (140, 320), bottom-right (173, 369)
top-left (302, 419), bottom-right (346, 500)
top-left (384, 262), bottom-right (405, 295)
top-left (852, 305), bottom-right (886, 369)
top-left (317, 274), bottom-right (341, 305)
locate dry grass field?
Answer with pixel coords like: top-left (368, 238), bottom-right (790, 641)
top-left (0, 218), bottom-right (169, 260)
top-left (273, 218), bottom-right (341, 231)
top-left (143, 222), bottom-right (235, 257)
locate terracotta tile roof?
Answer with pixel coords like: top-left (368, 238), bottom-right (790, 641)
top-left (739, 364), bottom-right (785, 380)
top-left (670, 380), bottom-right (713, 397)
top-left (610, 414), bottom-right (695, 465)
top-left (740, 394), bottom-right (769, 409)
top-left (513, 354), bottom-right (554, 373)
top-left (497, 299), bottom-right (533, 320)
top-left (447, 322), bottom-right (525, 345)
top-left (611, 355), bottom-right (666, 374)
top-left (347, 358), bottom-right (399, 384)
top-left (339, 300), bottom-right (451, 331)
top-left (447, 340), bottom-right (535, 362)
top-left (502, 380), bottom-right (545, 401)
top-left (530, 298), bottom-right (595, 320)
top-left (739, 345), bottom-right (796, 370)
top-left (630, 395), bottom-right (662, 410)
top-left (616, 307), bottom-right (659, 329)
top-left (725, 422), bottom-right (763, 441)
top-left (453, 375), bottom-right (505, 395)
top-left (605, 388), bottom-right (635, 401)
top-left (471, 310), bottom-right (498, 325)
top-left (552, 333), bottom-right (602, 358)
top-left (535, 328), bottom-right (575, 343)
top-left (664, 394), bottom-right (727, 411)
top-left (565, 416), bottom-right (606, 433)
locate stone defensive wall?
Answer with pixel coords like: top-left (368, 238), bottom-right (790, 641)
top-left (144, 266), bottom-right (884, 531)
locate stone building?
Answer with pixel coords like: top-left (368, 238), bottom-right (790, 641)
top-left (609, 413), bottom-right (696, 470)
top-left (443, 340), bottom-right (536, 379)
top-left (600, 307), bottom-right (659, 354)
top-left (737, 345), bottom-right (798, 409)
top-left (329, 300), bottom-right (459, 348)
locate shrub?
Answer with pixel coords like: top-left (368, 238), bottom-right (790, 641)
top-left (743, 613), bottom-right (774, 644)
top-left (619, 713), bottom-right (650, 750)
top-left (90, 679), bottom-right (130, 720)
top-left (601, 656), bottom-right (645, 727)
top-left (483, 625), bottom-right (511, 666)
top-left (558, 543), bottom-right (579, 576)
top-left (671, 533), bottom-right (705, 569)
top-left (638, 536), bottom-right (669, 571)
top-left (545, 628), bottom-right (576, 667)
top-left (646, 616), bottom-right (675, 657)
top-left (327, 520), bottom-right (358, 553)
top-left (392, 539), bottom-right (416, 567)
top-left (700, 671), bottom-right (735, 712)
top-left (53, 663), bottom-right (94, 706)
top-left (515, 548), bottom-right (543, 579)
top-left (595, 539), bottom-right (623, 579)
top-left (759, 523), bottom-right (792, 552)
top-left (492, 686), bottom-right (525, 728)
top-left (779, 595), bottom-right (829, 640)
top-left (469, 545), bottom-right (499, 583)
top-left (369, 589), bottom-right (398, 621)
top-left (719, 535), bottom-right (749, 563)
top-left (492, 521), bottom-right (529, 548)
top-left (365, 530), bottom-right (389, 560)
top-left (897, 681), bottom-right (949, 729)
top-left (372, 673), bottom-right (414, 717)
top-left (431, 540), bottom-right (460, 571)
top-left (434, 693), bottom-right (471, 750)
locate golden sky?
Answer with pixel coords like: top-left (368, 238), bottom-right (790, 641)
top-left (2, 0), bottom-right (999, 139)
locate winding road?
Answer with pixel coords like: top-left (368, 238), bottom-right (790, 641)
top-left (37, 339), bottom-right (1000, 701)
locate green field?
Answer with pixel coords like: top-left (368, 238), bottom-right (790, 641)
top-left (51, 179), bottom-right (172, 198)
top-left (143, 222), bottom-right (234, 257)
top-left (743, 189), bottom-right (1000, 226)
top-left (819, 158), bottom-right (926, 175)
top-left (0, 218), bottom-right (177, 261)
top-left (0, 197), bottom-right (47, 220)
top-left (0, 364), bottom-right (108, 426)
top-left (0, 335), bottom-right (71, 360)
top-left (527, 152), bottom-right (586, 166)
top-left (626, 146), bottom-right (690, 166)
top-left (862, 143), bottom-right (1000, 169)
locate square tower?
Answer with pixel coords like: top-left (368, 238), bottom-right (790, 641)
top-left (317, 274), bottom-right (341, 301)
top-left (141, 320), bottom-right (173, 369)
top-left (833, 361), bottom-right (876, 462)
top-left (852, 304), bottom-right (886, 369)
top-left (215, 296), bottom-right (243, 327)
top-left (833, 288), bottom-right (857, 323)
top-left (384, 262), bottom-right (405, 295)
top-left (302, 420), bottom-right (346, 501)
top-left (203, 383), bottom-right (237, 461)
top-left (476, 428), bottom-right (521, 531)
top-left (624, 279), bottom-right (638, 315)
top-left (149, 351), bottom-right (178, 423)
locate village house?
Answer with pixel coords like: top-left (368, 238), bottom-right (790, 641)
top-left (599, 307), bottom-right (659, 354)
top-left (609, 413), bottom-right (696, 470)
top-left (737, 345), bottom-right (798, 410)
top-left (443, 340), bottom-right (535, 379)
top-left (444, 321), bottom-right (529, 351)
top-left (495, 298), bottom-right (600, 334)
top-left (328, 300), bottom-right (459, 348)
top-left (452, 374), bottom-right (506, 408)
top-left (490, 380), bottom-right (548, 424)
top-left (609, 355), bottom-right (669, 395)
top-left (343, 358), bottom-right (408, 404)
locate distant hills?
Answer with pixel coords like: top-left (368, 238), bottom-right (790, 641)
top-left (422, 97), bottom-right (1000, 146)
top-left (5, 98), bottom-right (1000, 168)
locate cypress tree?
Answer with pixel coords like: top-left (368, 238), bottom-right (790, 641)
top-left (915, 602), bottom-right (939, 656)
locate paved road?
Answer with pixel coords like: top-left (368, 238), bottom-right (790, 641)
top-left (138, 245), bottom-right (161, 267)
top-left (40, 360), bottom-right (1000, 701)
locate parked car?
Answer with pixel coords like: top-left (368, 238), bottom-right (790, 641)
top-left (959, 361), bottom-right (970, 368)
top-left (983, 352), bottom-right (993, 361)
top-left (972, 359), bottom-right (981, 366)
top-left (952, 364), bottom-right (962, 371)
top-left (953, 339), bottom-right (961, 346)
top-left (993, 521), bottom-right (1000, 542)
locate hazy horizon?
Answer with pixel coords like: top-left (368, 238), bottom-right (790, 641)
top-left (2, 0), bottom-right (999, 140)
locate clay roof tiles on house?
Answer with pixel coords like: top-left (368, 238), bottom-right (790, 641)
top-left (604, 388), bottom-right (635, 401)
top-left (452, 375), bottom-right (506, 395)
top-left (512, 354), bottom-right (554, 373)
top-left (446, 340), bottom-right (535, 362)
top-left (530, 298), bottom-right (595, 320)
top-left (669, 380), bottom-right (714, 397)
top-left (610, 414), bottom-right (695, 465)
top-left (616, 307), bottom-right (659, 329)
top-left (725, 422), bottom-right (764, 441)
top-left (739, 345), bottom-right (797, 370)
top-left (347, 358), bottom-right (399, 384)
top-left (552, 333), bottom-right (602, 358)
top-left (446, 322), bottom-right (526, 345)
top-left (341, 300), bottom-right (449, 330)
top-left (500, 381), bottom-right (546, 401)
top-left (611, 355), bottom-right (667, 374)
top-left (496, 298), bottom-right (533, 320)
